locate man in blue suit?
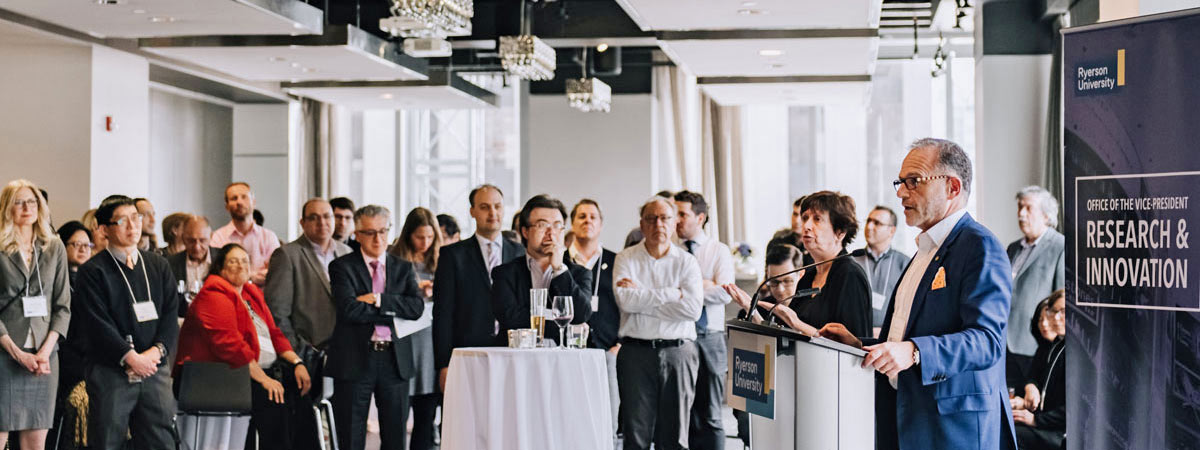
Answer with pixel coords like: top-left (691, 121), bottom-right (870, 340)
top-left (821, 138), bottom-right (1018, 450)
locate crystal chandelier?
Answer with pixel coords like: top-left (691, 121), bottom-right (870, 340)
top-left (566, 77), bottom-right (611, 113)
top-left (499, 35), bottom-right (556, 81)
top-left (379, 0), bottom-right (473, 38)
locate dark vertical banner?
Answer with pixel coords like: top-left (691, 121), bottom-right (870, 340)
top-left (1064, 9), bottom-right (1200, 450)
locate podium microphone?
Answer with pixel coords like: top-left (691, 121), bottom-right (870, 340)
top-left (746, 248), bottom-right (867, 321)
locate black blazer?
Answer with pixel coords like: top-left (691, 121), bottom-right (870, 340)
top-left (793, 251), bottom-right (872, 337)
top-left (325, 251), bottom-right (424, 381)
top-left (563, 250), bottom-right (619, 349)
top-left (432, 236), bottom-right (523, 369)
top-left (491, 255), bottom-right (593, 343)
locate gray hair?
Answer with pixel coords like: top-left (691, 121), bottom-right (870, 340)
top-left (1016, 185), bottom-right (1060, 228)
top-left (909, 138), bottom-right (973, 195)
top-left (638, 196), bottom-right (677, 219)
top-left (354, 204), bottom-right (392, 225)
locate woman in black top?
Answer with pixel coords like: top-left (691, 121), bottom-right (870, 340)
top-left (792, 191), bottom-right (872, 337)
top-left (725, 244), bottom-right (818, 335)
top-left (1013, 290), bottom-right (1066, 450)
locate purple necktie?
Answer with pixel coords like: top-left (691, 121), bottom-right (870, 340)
top-left (370, 260), bottom-right (392, 341)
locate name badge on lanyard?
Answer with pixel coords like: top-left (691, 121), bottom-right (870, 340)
top-left (23, 295), bottom-right (48, 318)
top-left (22, 248), bottom-right (48, 318)
top-left (133, 300), bottom-right (159, 323)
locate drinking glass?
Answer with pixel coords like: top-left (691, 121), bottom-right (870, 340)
top-left (550, 296), bottom-right (574, 349)
top-left (529, 288), bottom-right (548, 341)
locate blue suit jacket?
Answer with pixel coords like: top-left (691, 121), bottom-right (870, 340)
top-left (867, 213), bottom-right (1018, 450)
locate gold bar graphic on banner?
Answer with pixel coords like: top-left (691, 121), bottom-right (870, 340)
top-left (1117, 49), bottom-right (1126, 86)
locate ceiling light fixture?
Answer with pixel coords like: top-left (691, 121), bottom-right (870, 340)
top-left (566, 49), bottom-right (610, 113)
top-left (759, 49), bottom-right (783, 57)
top-left (148, 16), bottom-right (175, 23)
top-left (738, 8), bottom-right (765, 15)
top-left (499, 0), bottom-right (555, 81)
top-left (132, 9), bottom-right (146, 14)
top-left (381, 93), bottom-right (395, 100)
top-left (379, 0), bottom-right (473, 38)
top-left (95, 0), bottom-right (123, 5)
top-left (269, 56), bottom-right (286, 62)
top-left (596, 43), bottom-right (609, 53)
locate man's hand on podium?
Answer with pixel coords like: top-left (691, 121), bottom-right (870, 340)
top-left (817, 323), bottom-right (862, 348)
top-left (862, 341), bottom-right (916, 378)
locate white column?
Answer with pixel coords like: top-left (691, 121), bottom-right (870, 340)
top-left (89, 46), bottom-right (150, 205)
top-left (233, 104), bottom-right (294, 239)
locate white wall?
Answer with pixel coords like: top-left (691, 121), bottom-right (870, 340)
top-left (90, 46), bottom-right (150, 205)
top-left (742, 105), bottom-right (790, 255)
top-left (232, 104), bottom-right (294, 239)
top-left (975, 55), bottom-right (1051, 243)
top-left (527, 94), bottom-right (656, 248)
top-left (148, 88), bottom-right (233, 224)
top-left (0, 41), bottom-right (92, 221)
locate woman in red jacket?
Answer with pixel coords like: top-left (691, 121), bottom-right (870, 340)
top-left (177, 243), bottom-right (311, 450)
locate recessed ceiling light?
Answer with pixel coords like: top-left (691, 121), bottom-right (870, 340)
top-left (290, 62), bottom-right (302, 68)
top-left (95, 0), bottom-right (124, 5)
top-left (596, 43), bottom-right (609, 53)
top-left (269, 57), bottom-right (286, 62)
top-left (759, 49), bottom-right (784, 57)
top-left (132, 9), bottom-right (146, 14)
top-left (769, 63), bottom-right (785, 69)
top-left (380, 93), bottom-right (394, 100)
top-left (148, 16), bottom-right (175, 23)
top-left (301, 68), bottom-right (317, 73)
top-left (738, 8), bottom-right (765, 15)
top-left (292, 23), bottom-right (305, 29)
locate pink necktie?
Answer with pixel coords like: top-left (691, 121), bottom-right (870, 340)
top-left (370, 261), bottom-right (392, 341)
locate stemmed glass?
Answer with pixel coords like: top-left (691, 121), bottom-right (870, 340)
top-left (550, 296), bottom-right (574, 349)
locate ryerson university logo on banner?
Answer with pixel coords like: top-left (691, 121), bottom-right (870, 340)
top-left (1075, 49), bottom-right (1127, 95)
top-left (1076, 171), bottom-right (1200, 311)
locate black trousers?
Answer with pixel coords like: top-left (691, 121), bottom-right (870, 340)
top-left (409, 393), bottom-right (441, 450)
top-left (689, 331), bottom-right (727, 450)
top-left (86, 363), bottom-right (176, 450)
top-left (246, 364), bottom-right (315, 450)
top-left (1016, 424), bottom-right (1064, 450)
top-left (332, 349), bottom-right (411, 450)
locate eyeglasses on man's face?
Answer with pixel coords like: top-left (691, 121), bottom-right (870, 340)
top-left (529, 221), bottom-right (565, 233)
top-left (355, 228), bottom-right (391, 240)
top-left (67, 241), bottom-right (95, 250)
top-left (892, 174), bottom-right (952, 192)
top-left (108, 213), bottom-right (144, 227)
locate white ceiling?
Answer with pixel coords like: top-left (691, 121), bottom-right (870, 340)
top-left (701, 81), bottom-right (871, 106)
top-left (144, 44), bottom-right (426, 82)
top-left (660, 37), bottom-right (878, 78)
top-left (0, 0), bottom-right (322, 38)
top-left (0, 15), bottom-right (81, 46)
top-left (615, 0), bottom-right (882, 31)
top-left (286, 85), bottom-right (495, 110)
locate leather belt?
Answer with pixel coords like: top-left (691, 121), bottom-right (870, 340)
top-left (621, 337), bottom-right (688, 348)
top-left (370, 341), bottom-right (393, 351)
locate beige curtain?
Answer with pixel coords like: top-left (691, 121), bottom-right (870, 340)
top-left (652, 60), bottom-right (700, 191)
top-left (702, 94), bottom-right (747, 245)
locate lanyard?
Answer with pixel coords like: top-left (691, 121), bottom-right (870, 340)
top-left (107, 249), bottom-right (154, 305)
top-left (23, 246), bottom-right (44, 297)
top-left (1040, 339), bottom-right (1065, 409)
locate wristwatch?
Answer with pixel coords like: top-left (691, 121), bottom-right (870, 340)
top-left (911, 344), bottom-right (921, 366)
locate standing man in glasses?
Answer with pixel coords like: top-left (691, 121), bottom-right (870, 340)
top-left (490, 194), bottom-right (593, 345)
top-left (613, 195), bottom-right (703, 450)
top-left (820, 138), bottom-right (1017, 450)
top-left (76, 195), bottom-right (179, 450)
top-left (327, 205), bottom-right (425, 450)
top-left (211, 182), bottom-right (281, 285)
top-left (852, 206), bottom-right (910, 337)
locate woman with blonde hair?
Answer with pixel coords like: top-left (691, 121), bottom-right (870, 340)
top-left (0, 179), bottom-right (71, 449)
top-left (388, 207), bottom-right (441, 450)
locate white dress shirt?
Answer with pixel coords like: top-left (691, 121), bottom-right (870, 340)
top-left (613, 242), bottom-right (704, 340)
top-left (886, 207), bottom-right (968, 388)
top-left (569, 243), bottom-right (603, 271)
top-left (674, 230), bottom-right (734, 332)
top-left (1010, 230), bottom-right (1046, 278)
top-left (526, 253), bottom-right (567, 290)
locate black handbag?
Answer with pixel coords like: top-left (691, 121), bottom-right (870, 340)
top-left (176, 361), bottom-right (253, 414)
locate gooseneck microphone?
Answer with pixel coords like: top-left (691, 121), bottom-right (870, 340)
top-left (745, 248), bottom-right (867, 323)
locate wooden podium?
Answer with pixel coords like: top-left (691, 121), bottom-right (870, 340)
top-left (726, 320), bottom-right (875, 449)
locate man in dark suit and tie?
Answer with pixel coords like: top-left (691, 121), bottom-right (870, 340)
top-left (491, 195), bottom-right (593, 344)
top-left (264, 198), bottom-right (353, 449)
top-left (821, 138), bottom-right (1018, 450)
top-left (327, 205), bottom-right (425, 450)
top-left (166, 215), bottom-right (213, 317)
top-left (433, 184), bottom-right (523, 389)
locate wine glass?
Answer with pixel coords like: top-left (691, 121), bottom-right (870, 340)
top-left (551, 296), bottom-right (574, 349)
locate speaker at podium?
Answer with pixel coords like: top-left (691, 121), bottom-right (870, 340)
top-left (726, 319), bottom-right (875, 449)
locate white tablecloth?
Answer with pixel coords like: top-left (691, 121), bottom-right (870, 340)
top-left (442, 347), bottom-right (613, 450)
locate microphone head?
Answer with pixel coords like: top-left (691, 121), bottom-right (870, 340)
top-left (849, 248), bottom-right (868, 258)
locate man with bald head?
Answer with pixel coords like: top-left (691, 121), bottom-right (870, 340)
top-left (167, 214), bottom-right (214, 317)
top-left (263, 198), bottom-right (353, 449)
top-left (820, 138), bottom-right (1017, 450)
